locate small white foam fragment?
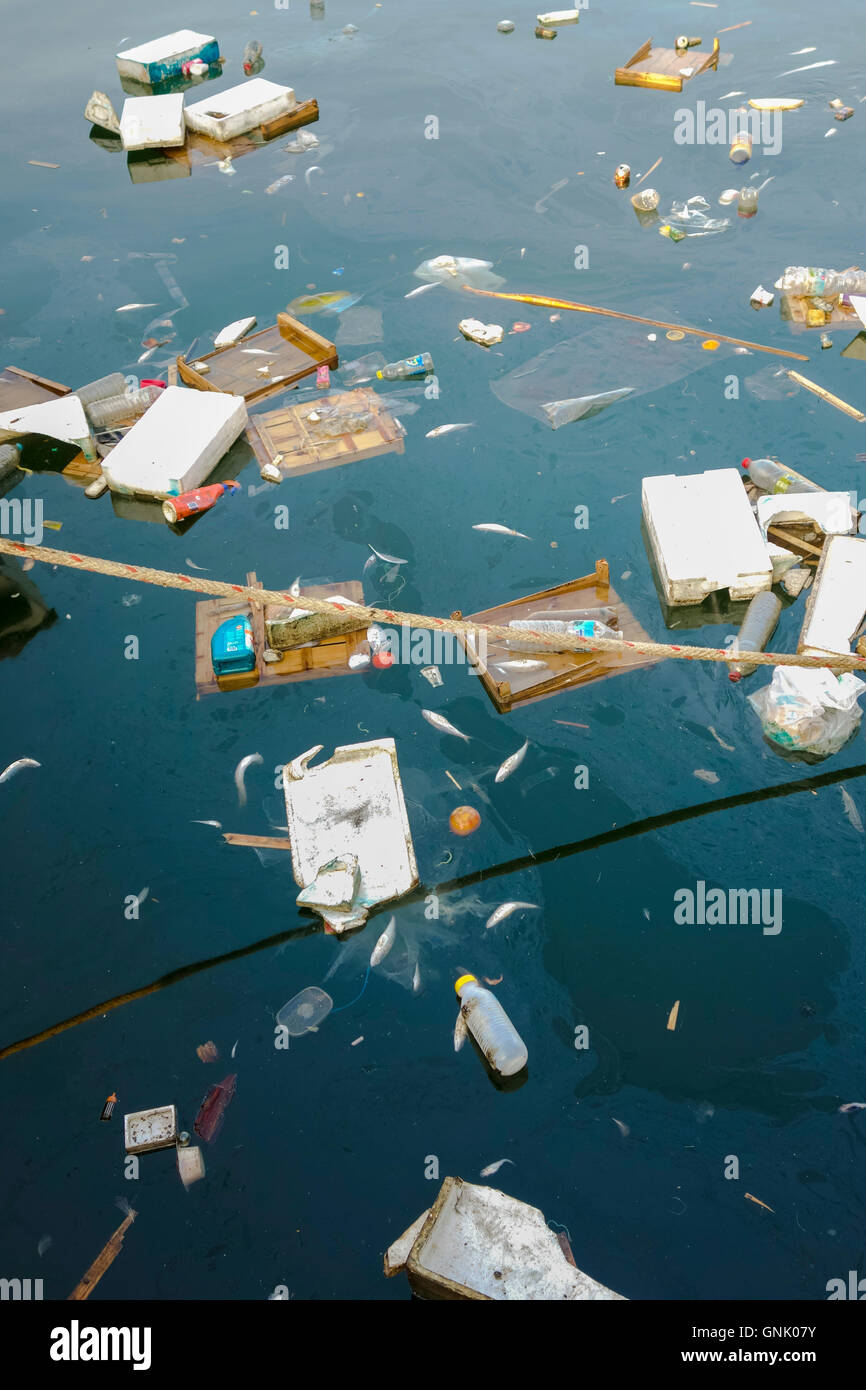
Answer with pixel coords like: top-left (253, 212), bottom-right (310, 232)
top-left (215, 317), bottom-right (257, 348)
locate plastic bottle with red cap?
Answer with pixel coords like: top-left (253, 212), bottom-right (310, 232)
top-left (741, 458), bottom-right (822, 495)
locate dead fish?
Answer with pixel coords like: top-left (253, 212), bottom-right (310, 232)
top-left (0, 757), bottom-right (41, 782)
top-left (707, 726), bottom-right (735, 752)
top-left (137, 346), bottom-right (158, 363)
top-left (421, 709), bottom-right (471, 742)
top-left (454, 1010), bottom-right (468, 1051)
top-left (231, 1039), bottom-right (238, 1059)
top-left (491, 658), bottom-right (547, 674)
top-left (480, 1158), bottom-right (514, 1177)
top-left (426, 423), bottom-right (474, 438)
top-left (115, 303), bottom-right (158, 312)
top-left (839, 1102), bottom-right (866, 1113)
top-left (240, 348), bottom-right (277, 356)
top-left (611, 1117), bottom-right (630, 1138)
top-left (777, 60), bottom-right (837, 76)
top-left (790, 47), bottom-right (816, 55)
top-left (405, 283), bottom-right (440, 299)
top-left (351, 1036), bottom-right (364, 1046)
top-left (234, 752), bottom-right (264, 807)
top-left (467, 780), bottom-right (492, 807)
top-left (37, 1235), bottom-right (52, 1257)
top-left (693, 769), bottom-right (719, 784)
top-left (368, 543), bottom-right (408, 565)
top-left (185, 558), bottom-right (209, 571)
top-left (134, 887), bottom-right (149, 907)
top-left (412, 962), bottom-right (422, 993)
top-left (472, 523), bottom-right (532, 540)
top-left (370, 915), bottom-right (396, 967)
top-left (494, 740), bottom-right (529, 784)
top-left (485, 900), bottom-right (539, 930)
top-left (191, 819), bottom-right (222, 828)
top-left (840, 786), bottom-right (863, 833)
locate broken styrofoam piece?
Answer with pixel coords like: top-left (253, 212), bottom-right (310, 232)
top-left (0, 395), bottom-right (94, 455)
top-left (384, 1209), bottom-right (431, 1277)
top-left (849, 296), bottom-right (866, 331)
top-left (84, 90), bottom-right (121, 134)
top-left (283, 738), bottom-right (418, 935)
top-left (177, 1144), bottom-right (206, 1189)
top-left (296, 854), bottom-right (361, 915)
top-left (387, 1178), bottom-right (626, 1301)
top-left (537, 9), bottom-right (581, 24)
top-left (120, 94), bottom-right (186, 151)
top-left (798, 534), bottom-right (866, 657)
top-left (458, 318), bottom-right (504, 347)
top-left (102, 385), bottom-right (247, 499)
top-left (750, 285), bottom-right (774, 309)
top-left (184, 78), bottom-right (296, 141)
top-left (214, 317), bottom-right (257, 349)
top-left (782, 567), bottom-right (811, 598)
top-left (116, 30), bottom-right (219, 84)
top-left (757, 491), bottom-right (856, 540)
top-left (642, 468), bottom-right (773, 606)
top-left (124, 1104), bottom-right (178, 1154)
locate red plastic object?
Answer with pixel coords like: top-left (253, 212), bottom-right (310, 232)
top-left (162, 480), bottom-right (240, 524)
top-left (372, 650), bottom-right (393, 669)
top-left (140, 379), bottom-right (167, 390)
top-left (194, 1074), bottom-right (237, 1143)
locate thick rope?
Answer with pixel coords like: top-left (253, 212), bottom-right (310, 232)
top-left (2, 537), bottom-right (863, 673)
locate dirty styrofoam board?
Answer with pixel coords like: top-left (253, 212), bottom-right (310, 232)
top-left (184, 79), bottom-right (296, 141)
top-left (798, 535), bottom-right (866, 657)
top-left (757, 492), bottom-right (856, 540)
top-left (282, 738), bottom-right (418, 916)
top-left (384, 1209), bottom-right (431, 1277)
top-left (102, 385), bottom-right (247, 499)
top-left (120, 94), bottom-right (186, 151)
top-left (116, 30), bottom-right (219, 84)
top-left (124, 1104), bottom-right (178, 1154)
top-left (408, 1180), bottom-right (626, 1301)
top-left (0, 394), bottom-right (91, 448)
top-left (642, 468), bottom-right (773, 605)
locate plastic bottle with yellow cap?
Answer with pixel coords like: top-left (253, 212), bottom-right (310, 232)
top-left (454, 974), bottom-right (528, 1077)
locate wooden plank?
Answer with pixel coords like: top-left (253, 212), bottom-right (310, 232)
top-left (261, 97), bottom-right (319, 141)
top-left (223, 833), bottom-right (292, 850)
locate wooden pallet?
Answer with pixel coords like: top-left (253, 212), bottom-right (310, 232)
top-left (0, 365), bottom-right (68, 414)
top-left (177, 312), bottom-right (337, 405)
top-left (245, 387), bottom-right (405, 479)
top-left (194, 571), bottom-right (368, 696)
top-left (455, 561), bottom-right (660, 713)
top-left (615, 37), bottom-right (721, 91)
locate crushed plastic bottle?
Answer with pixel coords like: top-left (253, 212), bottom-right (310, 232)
top-left (243, 40), bottom-right (263, 74)
top-left (305, 403), bottom-right (374, 438)
top-left (728, 591), bottom-right (782, 681)
top-left (376, 352), bottom-right (433, 381)
top-left (86, 384), bottom-right (163, 430)
top-left (455, 974), bottom-right (527, 1077)
top-left (339, 351), bottom-right (387, 386)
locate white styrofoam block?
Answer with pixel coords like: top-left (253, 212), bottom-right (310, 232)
top-left (120, 95), bottom-right (186, 151)
top-left (214, 316), bottom-right (257, 348)
top-left (798, 535), bottom-right (866, 657)
top-left (0, 395), bottom-right (91, 448)
top-left (642, 468), bottom-right (773, 606)
top-left (102, 386), bottom-right (247, 499)
top-left (757, 491), bottom-right (856, 539)
top-left (116, 30), bottom-right (218, 84)
top-left (184, 79), bottom-right (296, 141)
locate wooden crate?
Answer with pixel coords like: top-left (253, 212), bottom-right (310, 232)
top-left (0, 365), bottom-right (68, 413)
top-left (455, 561), bottom-right (660, 713)
top-left (245, 388), bottom-right (405, 479)
top-left (194, 572), bottom-right (368, 697)
top-left (147, 97), bottom-right (319, 171)
top-left (177, 311), bottom-right (337, 404)
top-left (615, 37), bottom-right (721, 91)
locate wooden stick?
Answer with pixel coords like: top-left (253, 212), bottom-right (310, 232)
top-left (635, 156), bottom-right (662, 187)
top-left (68, 1210), bottom-right (136, 1300)
top-left (786, 371), bottom-right (865, 421)
top-left (462, 286), bottom-right (810, 361)
top-left (223, 833), bottom-right (292, 850)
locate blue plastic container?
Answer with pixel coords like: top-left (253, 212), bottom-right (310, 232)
top-left (211, 615), bottom-right (256, 677)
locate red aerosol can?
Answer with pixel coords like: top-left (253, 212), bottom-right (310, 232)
top-left (163, 480), bottom-right (240, 524)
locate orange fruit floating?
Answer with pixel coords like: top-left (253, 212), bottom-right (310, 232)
top-left (701, 339), bottom-right (720, 351)
top-left (449, 805), bottom-right (481, 836)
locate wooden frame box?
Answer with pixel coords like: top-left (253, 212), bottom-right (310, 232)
top-left (615, 37), bottom-right (721, 91)
top-left (245, 387), bottom-right (405, 479)
top-left (177, 310), bottom-right (337, 404)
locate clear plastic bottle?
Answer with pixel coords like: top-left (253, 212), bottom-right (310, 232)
top-left (742, 457), bottom-right (822, 494)
top-left (376, 352), bottom-right (433, 381)
top-left (86, 385), bottom-right (163, 430)
top-left (508, 617), bottom-right (622, 639)
top-left (0, 441), bottom-right (22, 479)
top-left (526, 606), bottom-right (618, 626)
top-left (74, 372), bottom-right (127, 406)
top-left (728, 591), bottom-right (782, 681)
top-left (737, 186), bottom-right (758, 219)
top-left (455, 974), bottom-right (527, 1076)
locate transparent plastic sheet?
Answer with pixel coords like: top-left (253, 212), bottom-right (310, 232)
top-left (665, 195), bottom-right (731, 237)
top-left (747, 666), bottom-right (866, 760)
top-left (491, 312), bottom-right (734, 428)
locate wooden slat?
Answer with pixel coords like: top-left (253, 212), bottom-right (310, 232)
top-left (223, 833), bottom-right (292, 850)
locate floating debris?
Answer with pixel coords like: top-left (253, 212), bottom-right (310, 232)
top-left (480, 1158), bottom-right (514, 1177)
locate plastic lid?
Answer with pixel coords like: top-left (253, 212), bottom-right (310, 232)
top-left (454, 973), bottom-right (477, 995)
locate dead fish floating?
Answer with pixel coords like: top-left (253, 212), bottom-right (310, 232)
top-left (494, 739), bottom-right (529, 784)
top-left (0, 757), bottom-right (41, 783)
top-left (454, 1010), bottom-right (468, 1052)
top-left (234, 752), bottom-right (264, 808)
top-left (370, 915), bottom-right (396, 967)
top-left (426, 423), bottom-right (475, 438)
top-left (194, 1073), bottom-right (237, 1143)
top-left (485, 900), bottom-right (540, 930)
top-left (480, 1158), bottom-right (514, 1177)
top-left (472, 523), bottom-right (533, 540)
top-left (421, 709), bottom-right (471, 742)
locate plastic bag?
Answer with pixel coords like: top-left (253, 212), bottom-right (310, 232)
top-left (665, 196), bottom-right (730, 237)
top-left (413, 255), bottom-right (505, 291)
top-left (748, 665), bottom-right (866, 759)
